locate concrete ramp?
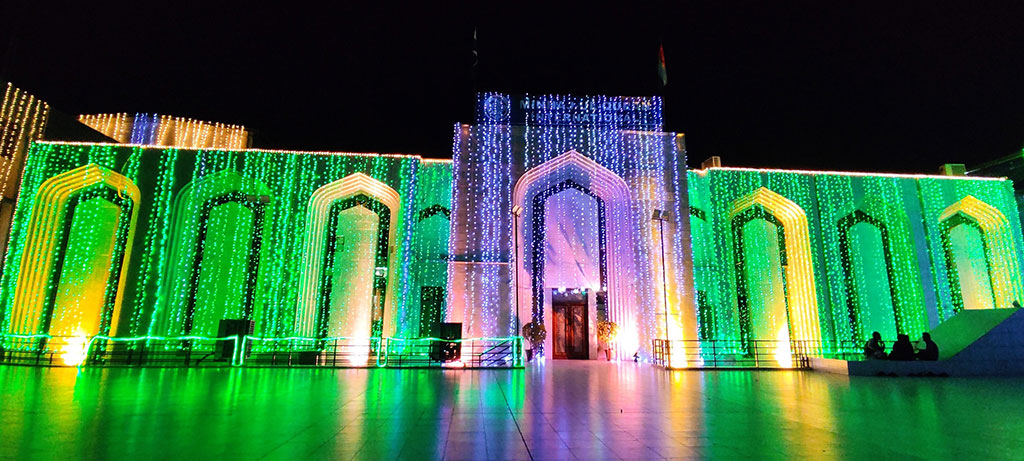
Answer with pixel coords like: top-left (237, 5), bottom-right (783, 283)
top-left (811, 308), bottom-right (1024, 376)
top-left (929, 308), bottom-right (1018, 360)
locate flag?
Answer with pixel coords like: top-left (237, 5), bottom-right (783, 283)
top-left (471, 27), bottom-right (479, 93)
top-left (658, 42), bottom-right (668, 88)
top-left (472, 27), bottom-right (479, 68)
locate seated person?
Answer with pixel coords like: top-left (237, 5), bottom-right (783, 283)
top-left (917, 332), bottom-right (939, 361)
top-left (888, 334), bottom-right (915, 361)
top-left (863, 331), bottom-right (887, 359)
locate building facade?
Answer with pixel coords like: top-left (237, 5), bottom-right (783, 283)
top-left (0, 93), bottom-right (1020, 366)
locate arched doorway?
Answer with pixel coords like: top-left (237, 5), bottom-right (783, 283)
top-left (838, 210), bottom-right (900, 342)
top-left (729, 188), bottom-right (820, 356)
top-left (296, 173), bottom-right (401, 341)
top-left (159, 170), bottom-right (273, 337)
top-left (314, 194), bottom-right (391, 340)
top-left (511, 150), bottom-right (636, 359)
top-left (530, 179), bottom-right (607, 359)
top-left (938, 196), bottom-right (1023, 312)
top-left (942, 215), bottom-right (994, 310)
top-left (7, 164), bottom-right (140, 341)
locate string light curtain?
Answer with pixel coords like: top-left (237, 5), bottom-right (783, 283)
top-left (0, 143), bottom-right (437, 352)
top-left (79, 113), bottom-right (249, 149)
top-left (0, 101), bottom-right (1020, 362)
top-left (688, 166), bottom-right (1023, 355)
top-left (0, 83), bottom-right (50, 267)
top-left (448, 94), bottom-right (694, 360)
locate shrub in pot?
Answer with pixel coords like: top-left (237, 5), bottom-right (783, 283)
top-left (597, 321), bottom-right (620, 360)
top-left (521, 322), bottom-right (547, 361)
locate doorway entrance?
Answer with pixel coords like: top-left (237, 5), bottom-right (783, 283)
top-left (315, 194), bottom-right (391, 340)
top-left (551, 290), bottom-right (589, 359)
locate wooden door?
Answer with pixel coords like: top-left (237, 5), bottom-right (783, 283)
top-left (552, 299), bottom-right (589, 360)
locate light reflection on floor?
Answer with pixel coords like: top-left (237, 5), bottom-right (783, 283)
top-left (1, 361), bottom-right (1022, 460)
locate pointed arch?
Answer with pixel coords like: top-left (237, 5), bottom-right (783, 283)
top-left (8, 164), bottom-right (140, 337)
top-left (729, 187), bottom-right (820, 346)
top-left (838, 209), bottom-right (899, 342)
top-left (835, 193), bottom-right (929, 343)
top-left (510, 150), bottom-right (639, 357)
top-left (413, 203), bottom-right (451, 338)
top-left (156, 169), bottom-right (273, 336)
top-left (295, 173), bottom-right (401, 337)
top-left (938, 195), bottom-right (1023, 311)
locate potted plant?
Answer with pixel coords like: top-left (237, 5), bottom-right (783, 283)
top-left (522, 322), bottom-right (547, 362)
top-left (597, 320), bottom-right (620, 360)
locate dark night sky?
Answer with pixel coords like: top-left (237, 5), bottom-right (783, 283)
top-left (3, 2), bottom-right (1023, 172)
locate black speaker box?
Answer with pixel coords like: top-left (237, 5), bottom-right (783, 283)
top-left (430, 322), bottom-right (462, 362)
top-left (217, 319), bottom-right (254, 361)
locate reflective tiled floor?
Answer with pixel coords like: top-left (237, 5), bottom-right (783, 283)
top-left (2, 362), bottom-right (1023, 460)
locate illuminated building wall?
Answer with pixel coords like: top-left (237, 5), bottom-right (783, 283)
top-left (688, 167), bottom-right (1024, 353)
top-left (79, 113), bottom-right (249, 149)
top-left (410, 160), bottom-right (453, 338)
top-left (0, 93), bottom-right (1020, 365)
top-left (0, 83), bottom-right (50, 270)
top-left (448, 94), bottom-right (696, 360)
top-left (0, 142), bottom-right (450, 348)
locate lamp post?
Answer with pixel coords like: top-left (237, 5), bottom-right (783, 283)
top-left (652, 210), bottom-right (671, 342)
top-left (512, 205), bottom-right (523, 338)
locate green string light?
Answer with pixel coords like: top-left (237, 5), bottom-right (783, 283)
top-left (1, 137), bottom-right (1019, 368)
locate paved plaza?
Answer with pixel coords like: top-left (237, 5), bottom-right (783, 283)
top-left (1, 362), bottom-right (1022, 460)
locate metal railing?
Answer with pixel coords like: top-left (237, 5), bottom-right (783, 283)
top-left (0, 335), bottom-right (76, 366)
top-left (1, 334), bottom-right (525, 369)
top-left (651, 339), bottom-right (825, 369)
top-left (380, 337), bottom-right (523, 368)
top-left (0, 335), bottom-right (240, 367)
top-left (87, 337), bottom-right (237, 367)
top-left (241, 337), bottom-right (384, 367)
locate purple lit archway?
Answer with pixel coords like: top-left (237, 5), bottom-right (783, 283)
top-left (512, 150), bottom-right (641, 359)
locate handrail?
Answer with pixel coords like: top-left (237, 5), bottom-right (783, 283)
top-left (651, 338), bottom-right (826, 369)
top-left (1, 334), bottom-right (526, 369)
top-left (1, 333), bottom-right (242, 367)
top-left (481, 339), bottom-right (511, 356)
top-left (88, 334), bottom-right (242, 366)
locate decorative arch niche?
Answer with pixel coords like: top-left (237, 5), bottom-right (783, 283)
top-left (837, 209), bottom-right (900, 342)
top-left (8, 164), bottom-right (140, 339)
top-left (157, 170), bottom-right (273, 337)
top-left (295, 173), bottom-right (401, 339)
top-left (414, 204), bottom-right (451, 338)
top-left (729, 187), bottom-right (821, 350)
top-left (938, 195), bottom-right (1023, 312)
